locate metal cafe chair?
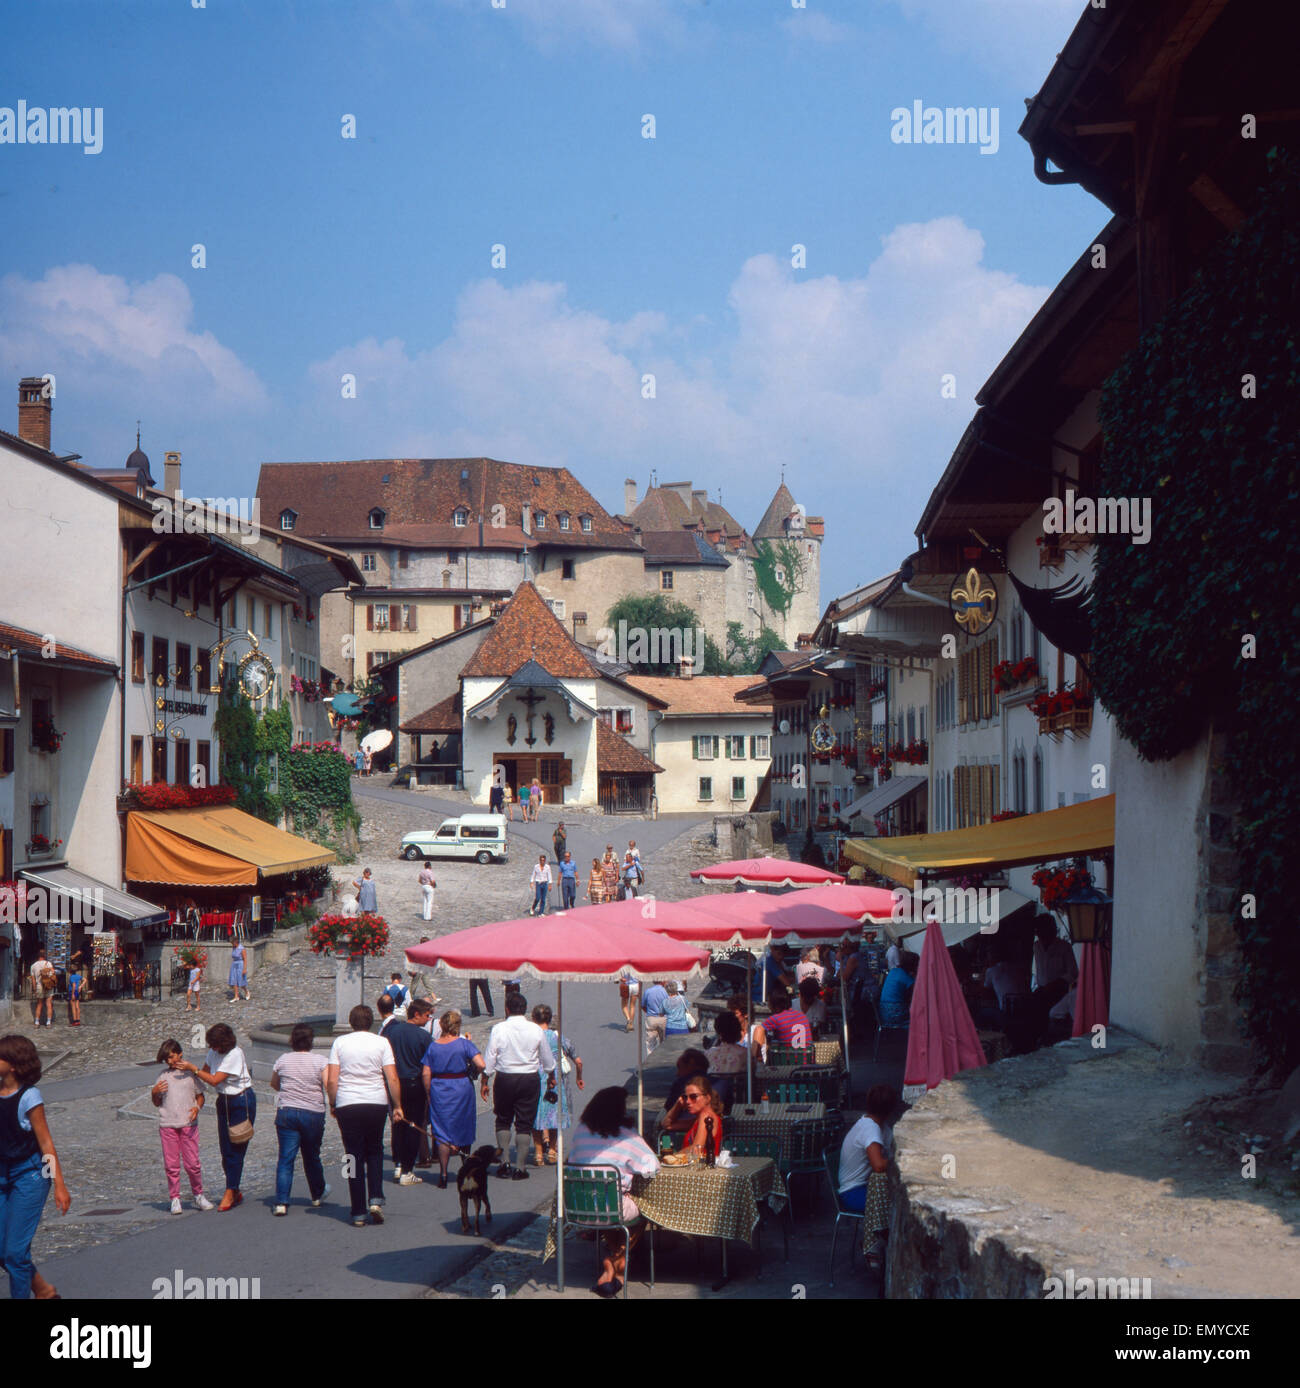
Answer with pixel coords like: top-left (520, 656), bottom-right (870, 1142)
top-left (870, 995), bottom-right (909, 1062)
top-left (772, 1080), bottom-right (820, 1104)
top-left (822, 1147), bottom-right (865, 1287)
top-left (782, 1117), bottom-right (835, 1219)
top-left (723, 1137), bottom-right (789, 1266)
top-left (560, 1164), bottom-right (655, 1299)
top-left (765, 1042), bottom-right (817, 1068)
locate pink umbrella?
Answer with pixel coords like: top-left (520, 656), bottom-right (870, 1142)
top-left (690, 856), bottom-right (846, 888)
top-left (903, 920), bottom-right (987, 1091)
top-left (407, 916), bottom-right (708, 1293)
top-left (788, 882), bottom-right (898, 922)
top-left (1071, 943), bottom-right (1110, 1037)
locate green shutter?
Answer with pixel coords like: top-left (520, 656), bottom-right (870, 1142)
top-left (691, 735), bottom-right (698, 760)
top-left (712, 736), bottom-right (719, 759)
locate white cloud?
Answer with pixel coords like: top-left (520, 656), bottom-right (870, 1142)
top-left (298, 218), bottom-right (1048, 590)
top-left (0, 264), bottom-right (267, 411)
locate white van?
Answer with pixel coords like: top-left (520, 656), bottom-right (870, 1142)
top-left (400, 814), bottom-right (508, 865)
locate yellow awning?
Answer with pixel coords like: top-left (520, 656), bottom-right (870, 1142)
top-left (126, 807), bottom-right (335, 887)
top-left (844, 794), bottom-right (1115, 887)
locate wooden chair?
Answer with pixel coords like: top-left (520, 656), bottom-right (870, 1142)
top-left (560, 1164), bottom-right (654, 1299)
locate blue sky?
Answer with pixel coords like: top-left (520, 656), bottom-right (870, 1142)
top-left (2, 0), bottom-right (1105, 601)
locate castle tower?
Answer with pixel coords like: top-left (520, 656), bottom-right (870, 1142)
top-left (752, 481), bottom-right (823, 645)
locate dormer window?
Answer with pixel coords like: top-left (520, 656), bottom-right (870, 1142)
top-left (580, 515), bottom-right (593, 533)
top-left (279, 509), bottom-right (297, 532)
top-left (558, 512), bottom-right (570, 531)
top-left (453, 509), bottom-right (468, 528)
top-left (535, 512), bottom-right (546, 530)
top-left (368, 508), bottom-right (386, 530)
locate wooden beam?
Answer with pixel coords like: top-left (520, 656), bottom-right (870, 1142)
top-left (1125, 0), bottom-right (1230, 107)
top-left (1188, 172), bottom-right (1245, 230)
top-left (123, 537), bottom-right (162, 582)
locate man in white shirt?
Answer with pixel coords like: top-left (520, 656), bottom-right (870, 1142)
top-left (480, 993), bottom-right (555, 1179)
top-left (529, 855), bottom-right (553, 916)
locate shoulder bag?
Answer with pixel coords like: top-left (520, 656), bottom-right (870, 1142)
top-left (226, 1069), bottom-right (254, 1145)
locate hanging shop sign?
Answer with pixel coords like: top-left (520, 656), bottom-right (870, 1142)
top-left (207, 630), bottom-right (276, 704)
top-left (949, 566), bottom-right (998, 635)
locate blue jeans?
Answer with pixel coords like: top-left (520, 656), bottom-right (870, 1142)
top-left (533, 884), bottom-right (549, 914)
top-left (0, 1153), bottom-right (50, 1299)
top-left (216, 1090), bottom-right (257, 1191)
top-left (561, 877), bottom-right (577, 910)
top-left (274, 1107), bottom-right (326, 1204)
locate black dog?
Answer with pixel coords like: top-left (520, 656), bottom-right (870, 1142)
top-left (457, 1146), bottom-right (498, 1235)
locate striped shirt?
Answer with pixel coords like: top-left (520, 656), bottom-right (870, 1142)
top-left (566, 1123), bottom-right (660, 1217)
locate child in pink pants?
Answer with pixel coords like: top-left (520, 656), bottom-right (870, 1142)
top-left (152, 1039), bottom-right (214, 1213)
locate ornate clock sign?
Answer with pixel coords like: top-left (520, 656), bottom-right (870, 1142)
top-left (208, 630), bottom-right (276, 703)
top-left (949, 567), bottom-right (998, 636)
top-left (810, 704), bottom-right (835, 755)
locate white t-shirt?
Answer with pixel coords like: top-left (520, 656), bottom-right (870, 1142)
top-left (838, 1115), bottom-right (893, 1192)
top-left (328, 1030), bottom-right (395, 1106)
top-left (205, 1046), bottom-right (252, 1095)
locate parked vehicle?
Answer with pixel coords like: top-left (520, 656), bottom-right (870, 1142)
top-left (400, 814), bottom-right (508, 865)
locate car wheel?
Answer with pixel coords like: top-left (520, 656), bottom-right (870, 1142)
top-left (476, 850), bottom-right (492, 865)
top-left (403, 845), bottom-right (422, 861)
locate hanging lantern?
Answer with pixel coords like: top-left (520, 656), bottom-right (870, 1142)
top-left (1061, 875), bottom-right (1112, 945)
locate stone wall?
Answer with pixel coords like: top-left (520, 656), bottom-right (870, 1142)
top-left (1197, 728), bottom-right (1248, 1074)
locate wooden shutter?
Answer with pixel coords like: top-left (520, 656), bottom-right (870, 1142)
top-left (691, 735), bottom-right (699, 760)
top-left (712, 736), bottom-right (720, 759)
top-left (366, 605), bottom-right (374, 631)
top-left (407, 605), bottom-right (418, 633)
top-left (389, 605), bottom-right (399, 630)
top-left (561, 759), bottom-right (573, 787)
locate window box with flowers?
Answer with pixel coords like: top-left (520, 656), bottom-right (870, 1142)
top-left (32, 718), bottom-right (64, 754)
top-left (993, 657), bottom-right (1041, 696)
top-left (1028, 686), bottom-right (1093, 738)
top-left (27, 834), bottom-right (63, 858)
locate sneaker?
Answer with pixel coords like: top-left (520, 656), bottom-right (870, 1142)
top-left (368, 1204), bottom-right (384, 1224)
top-left (392, 1167), bottom-right (403, 1181)
top-left (170, 1197), bottom-right (183, 1215)
top-left (193, 1194), bottom-right (214, 1211)
top-left (273, 1204), bottom-right (288, 1216)
top-left (311, 1184), bottom-right (331, 1207)
top-left (399, 1172), bottom-right (420, 1186)
top-left (352, 1217), bottom-right (367, 1227)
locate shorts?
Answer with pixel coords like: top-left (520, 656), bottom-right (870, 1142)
top-left (619, 982), bottom-right (630, 1001)
top-left (31, 984), bottom-right (52, 1000)
top-left (68, 976), bottom-right (83, 999)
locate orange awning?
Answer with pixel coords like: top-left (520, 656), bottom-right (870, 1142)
top-left (126, 807), bottom-right (335, 888)
top-left (843, 794), bottom-right (1115, 888)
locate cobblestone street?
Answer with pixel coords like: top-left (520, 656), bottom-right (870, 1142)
top-left (17, 788), bottom-right (735, 1270)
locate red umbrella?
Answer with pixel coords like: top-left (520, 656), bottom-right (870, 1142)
top-left (690, 856), bottom-right (846, 888)
top-left (787, 882), bottom-right (898, 922)
top-left (903, 920), bottom-right (987, 1091)
top-left (407, 916), bottom-right (708, 1293)
top-left (1071, 943), bottom-right (1110, 1038)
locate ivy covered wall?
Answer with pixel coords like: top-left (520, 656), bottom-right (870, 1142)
top-left (1094, 150), bottom-right (1298, 1071)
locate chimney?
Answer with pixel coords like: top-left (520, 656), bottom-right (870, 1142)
top-left (18, 378), bottom-right (51, 451)
top-left (691, 489), bottom-right (708, 513)
top-left (520, 503), bottom-right (532, 535)
top-left (679, 654), bottom-right (694, 680)
top-left (164, 451), bottom-right (181, 496)
top-left (624, 478), bottom-right (637, 513)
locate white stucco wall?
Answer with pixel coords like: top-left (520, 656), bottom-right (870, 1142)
top-left (648, 713), bottom-right (772, 814)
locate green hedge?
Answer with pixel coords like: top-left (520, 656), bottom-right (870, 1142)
top-left (1094, 150), bottom-right (1299, 1070)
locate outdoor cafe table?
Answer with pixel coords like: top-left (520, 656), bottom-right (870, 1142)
top-left (545, 1156), bottom-right (789, 1286)
top-left (724, 1101), bottom-right (827, 1165)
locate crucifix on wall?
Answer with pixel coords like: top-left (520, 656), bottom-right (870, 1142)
top-left (516, 687), bottom-right (545, 747)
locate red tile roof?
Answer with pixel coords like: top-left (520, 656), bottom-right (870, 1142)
top-left (459, 583), bottom-right (598, 680)
top-left (595, 719), bottom-right (663, 775)
top-left (624, 675), bottom-right (774, 715)
top-left (256, 458), bottom-right (641, 551)
top-left (0, 621), bottom-right (117, 674)
top-left (399, 693), bottom-right (462, 734)
top-left (626, 481), bottom-right (747, 540)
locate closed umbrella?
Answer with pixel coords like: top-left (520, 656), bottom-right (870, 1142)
top-left (1071, 943), bottom-right (1110, 1038)
top-left (903, 919), bottom-right (987, 1091)
top-left (406, 916), bottom-right (708, 1293)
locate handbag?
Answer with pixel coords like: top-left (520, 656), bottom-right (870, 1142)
top-left (225, 1086), bottom-right (254, 1145)
top-left (685, 1010), bottom-right (698, 1031)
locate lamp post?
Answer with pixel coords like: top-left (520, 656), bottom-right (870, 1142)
top-left (1060, 875), bottom-right (1112, 946)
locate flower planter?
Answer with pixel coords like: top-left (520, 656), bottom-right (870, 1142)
top-left (1058, 707), bottom-right (1093, 737)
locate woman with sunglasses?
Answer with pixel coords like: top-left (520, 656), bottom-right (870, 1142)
top-left (664, 1074), bottom-right (724, 1159)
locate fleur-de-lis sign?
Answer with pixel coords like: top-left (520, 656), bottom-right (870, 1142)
top-left (949, 567), bottom-right (998, 635)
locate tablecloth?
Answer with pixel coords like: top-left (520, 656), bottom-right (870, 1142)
top-left (723, 1102), bottom-right (828, 1165)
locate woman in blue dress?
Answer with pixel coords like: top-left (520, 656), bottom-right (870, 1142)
top-left (228, 941), bottom-right (249, 1002)
top-left (529, 1004), bottom-right (583, 1165)
top-left (421, 1011), bottom-right (486, 1188)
